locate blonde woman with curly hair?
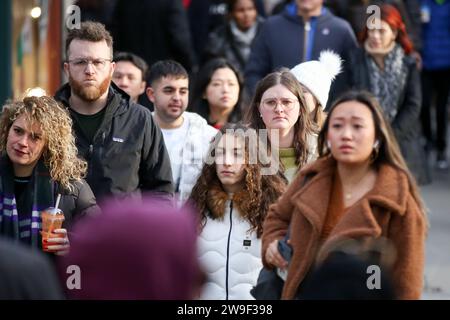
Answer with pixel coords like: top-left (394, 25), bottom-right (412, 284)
top-left (0, 96), bottom-right (99, 255)
top-left (189, 123), bottom-right (287, 299)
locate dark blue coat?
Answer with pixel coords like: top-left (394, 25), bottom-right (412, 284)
top-left (244, 4), bottom-right (358, 107)
top-left (421, 0), bottom-right (450, 70)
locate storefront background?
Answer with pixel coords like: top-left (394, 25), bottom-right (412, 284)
top-left (1, 0), bottom-right (65, 106)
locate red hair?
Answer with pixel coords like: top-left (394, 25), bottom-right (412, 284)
top-left (359, 4), bottom-right (413, 54)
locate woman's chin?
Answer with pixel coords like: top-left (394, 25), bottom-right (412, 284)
top-left (268, 121), bottom-right (290, 130)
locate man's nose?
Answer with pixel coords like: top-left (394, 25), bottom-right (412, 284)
top-left (84, 62), bottom-right (96, 74)
top-left (172, 91), bottom-right (182, 101)
top-left (117, 77), bottom-right (128, 87)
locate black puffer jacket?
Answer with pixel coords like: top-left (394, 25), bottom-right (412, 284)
top-left (55, 179), bottom-right (100, 230)
top-left (55, 84), bottom-right (174, 201)
top-left (0, 156), bottom-right (100, 246)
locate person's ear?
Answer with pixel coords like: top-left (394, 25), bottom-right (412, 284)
top-left (392, 29), bottom-right (398, 40)
top-left (146, 87), bottom-right (155, 103)
top-left (109, 61), bottom-right (116, 77)
top-left (63, 62), bottom-right (69, 77)
top-left (139, 81), bottom-right (147, 95)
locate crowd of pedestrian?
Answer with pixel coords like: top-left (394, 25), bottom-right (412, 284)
top-left (1, 0), bottom-right (449, 300)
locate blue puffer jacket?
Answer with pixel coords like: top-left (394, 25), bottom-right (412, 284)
top-left (421, 0), bottom-right (450, 70)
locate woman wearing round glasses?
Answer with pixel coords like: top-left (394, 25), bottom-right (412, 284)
top-left (245, 70), bottom-right (317, 183)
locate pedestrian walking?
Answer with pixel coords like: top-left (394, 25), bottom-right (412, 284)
top-left (191, 58), bottom-right (245, 129)
top-left (348, 4), bottom-right (430, 184)
top-left (147, 60), bottom-right (217, 205)
top-left (55, 22), bottom-right (173, 202)
top-left (244, 70), bottom-right (317, 183)
top-left (0, 96), bottom-right (99, 253)
top-left (190, 123), bottom-right (287, 299)
top-left (262, 90), bottom-right (427, 300)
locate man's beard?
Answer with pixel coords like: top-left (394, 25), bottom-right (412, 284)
top-left (69, 74), bottom-right (111, 102)
top-left (158, 105), bottom-right (186, 124)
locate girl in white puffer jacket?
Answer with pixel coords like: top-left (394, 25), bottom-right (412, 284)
top-left (189, 123), bottom-right (287, 300)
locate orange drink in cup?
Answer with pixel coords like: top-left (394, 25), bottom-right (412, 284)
top-left (40, 207), bottom-right (64, 252)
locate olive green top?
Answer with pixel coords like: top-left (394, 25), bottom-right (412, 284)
top-left (279, 147), bottom-right (297, 183)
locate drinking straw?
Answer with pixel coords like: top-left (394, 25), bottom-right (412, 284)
top-left (54, 194), bottom-right (61, 211)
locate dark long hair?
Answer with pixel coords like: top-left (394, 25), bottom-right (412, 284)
top-left (244, 69), bottom-right (315, 167)
top-left (190, 58), bottom-right (245, 125)
top-left (318, 90), bottom-right (426, 219)
top-left (189, 123), bottom-right (287, 237)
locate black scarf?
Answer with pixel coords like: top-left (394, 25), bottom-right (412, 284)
top-left (0, 156), bottom-right (55, 249)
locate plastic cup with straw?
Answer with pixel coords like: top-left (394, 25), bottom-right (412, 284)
top-left (41, 194), bottom-right (65, 252)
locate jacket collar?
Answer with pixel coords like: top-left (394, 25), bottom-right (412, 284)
top-left (284, 4), bottom-right (330, 22)
top-left (291, 157), bottom-right (410, 235)
top-left (206, 180), bottom-right (249, 220)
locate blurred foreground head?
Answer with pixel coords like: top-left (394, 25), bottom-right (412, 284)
top-left (301, 238), bottom-right (397, 300)
top-left (59, 197), bottom-right (201, 299)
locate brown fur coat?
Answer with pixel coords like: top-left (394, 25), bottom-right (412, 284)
top-left (262, 157), bottom-right (427, 300)
top-left (206, 182), bottom-right (250, 220)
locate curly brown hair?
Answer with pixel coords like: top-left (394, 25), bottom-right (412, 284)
top-left (189, 123), bottom-right (287, 237)
top-left (0, 96), bottom-right (87, 191)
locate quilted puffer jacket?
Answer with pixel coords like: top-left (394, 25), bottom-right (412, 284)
top-left (197, 194), bottom-right (262, 300)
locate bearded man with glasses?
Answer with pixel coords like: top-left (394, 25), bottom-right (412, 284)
top-left (55, 22), bottom-right (173, 203)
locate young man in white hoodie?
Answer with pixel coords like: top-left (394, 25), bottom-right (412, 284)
top-left (147, 60), bottom-right (218, 205)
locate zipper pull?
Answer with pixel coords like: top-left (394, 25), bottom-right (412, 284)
top-left (305, 21), bottom-right (311, 32)
top-left (101, 132), bottom-right (106, 145)
top-left (89, 144), bottom-right (93, 158)
top-left (303, 21), bottom-right (311, 62)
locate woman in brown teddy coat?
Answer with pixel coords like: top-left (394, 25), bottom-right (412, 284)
top-left (263, 90), bottom-right (427, 300)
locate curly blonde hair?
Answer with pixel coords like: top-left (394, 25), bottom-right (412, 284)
top-left (0, 96), bottom-right (87, 191)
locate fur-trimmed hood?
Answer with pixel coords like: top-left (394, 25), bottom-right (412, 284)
top-left (206, 180), bottom-right (250, 221)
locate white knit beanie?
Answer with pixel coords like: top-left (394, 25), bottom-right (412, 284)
top-left (290, 50), bottom-right (343, 109)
